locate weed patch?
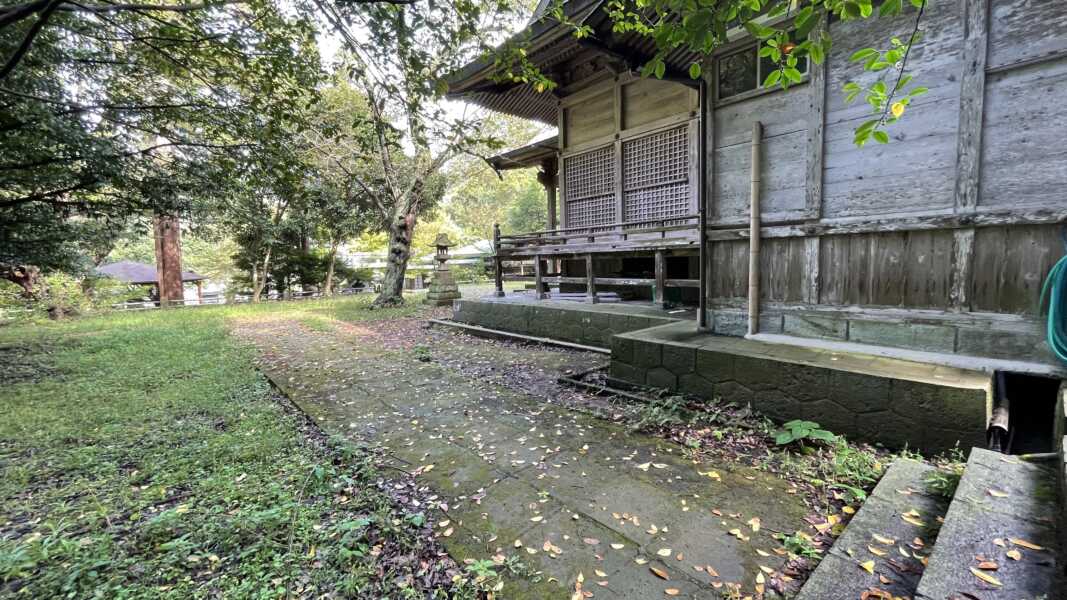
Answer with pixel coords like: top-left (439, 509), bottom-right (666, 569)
top-left (0, 299), bottom-right (467, 599)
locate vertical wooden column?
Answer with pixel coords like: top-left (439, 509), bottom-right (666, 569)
top-left (699, 75), bottom-right (712, 330)
top-left (747, 122), bottom-right (763, 335)
top-left (533, 255), bottom-right (546, 300)
top-left (585, 254), bottom-right (598, 304)
top-left (538, 158), bottom-right (558, 231)
top-left (803, 13), bottom-right (828, 306)
top-left (654, 250), bottom-right (667, 308)
top-left (951, 0), bottom-right (990, 312)
top-left (195, 280), bottom-right (203, 304)
top-left (492, 223), bottom-right (505, 297)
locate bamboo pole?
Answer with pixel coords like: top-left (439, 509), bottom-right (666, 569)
top-left (747, 121), bottom-right (763, 336)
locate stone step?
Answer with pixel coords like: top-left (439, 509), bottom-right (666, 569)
top-left (914, 447), bottom-right (1060, 600)
top-left (796, 458), bottom-right (950, 600)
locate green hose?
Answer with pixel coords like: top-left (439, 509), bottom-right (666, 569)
top-left (1039, 229), bottom-right (1067, 364)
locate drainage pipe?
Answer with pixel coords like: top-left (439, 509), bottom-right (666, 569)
top-left (697, 77), bottom-right (709, 330)
top-left (747, 121), bottom-right (763, 336)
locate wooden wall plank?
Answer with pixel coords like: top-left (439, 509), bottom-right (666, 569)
top-left (954, 0), bottom-right (989, 212)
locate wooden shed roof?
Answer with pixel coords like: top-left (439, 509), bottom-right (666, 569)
top-left (447, 0), bottom-right (703, 123)
top-left (488, 136), bottom-right (558, 170)
top-left (96, 260), bottom-right (206, 285)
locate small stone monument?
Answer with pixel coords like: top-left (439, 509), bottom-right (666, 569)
top-left (424, 233), bottom-right (461, 306)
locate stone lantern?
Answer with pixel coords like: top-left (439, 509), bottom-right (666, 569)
top-left (424, 233), bottom-right (461, 306)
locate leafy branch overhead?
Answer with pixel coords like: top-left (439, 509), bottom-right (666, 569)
top-left (528, 0), bottom-right (931, 145)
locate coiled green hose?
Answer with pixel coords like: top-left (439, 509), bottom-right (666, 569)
top-left (1039, 230), bottom-right (1067, 364)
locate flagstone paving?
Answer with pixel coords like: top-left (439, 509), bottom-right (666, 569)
top-left (234, 313), bottom-right (812, 599)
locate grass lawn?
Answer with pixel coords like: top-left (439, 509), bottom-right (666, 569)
top-left (0, 293), bottom-right (486, 599)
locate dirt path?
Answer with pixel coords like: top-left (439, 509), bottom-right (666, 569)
top-left (233, 312), bottom-right (812, 599)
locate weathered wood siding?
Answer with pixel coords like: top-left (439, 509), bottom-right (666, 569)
top-left (700, 0), bottom-right (1067, 366)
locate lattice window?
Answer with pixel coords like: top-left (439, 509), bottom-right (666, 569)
top-left (622, 125), bottom-right (691, 225)
top-left (564, 145), bottom-right (616, 229)
top-left (624, 183), bottom-right (690, 223)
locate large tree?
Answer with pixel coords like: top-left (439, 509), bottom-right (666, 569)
top-left (0, 0), bottom-right (324, 294)
top-left (311, 0), bottom-right (527, 306)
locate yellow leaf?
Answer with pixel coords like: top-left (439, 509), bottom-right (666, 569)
top-left (664, 588), bottom-right (680, 596)
top-left (969, 566), bottom-right (1002, 586)
top-left (901, 515), bottom-right (925, 527)
top-left (987, 488), bottom-right (1009, 498)
top-left (993, 538), bottom-right (1006, 547)
top-left (530, 516), bottom-right (544, 523)
top-left (657, 548), bottom-right (673, 557)
top-left (1006, 549), bottom-right (1022, 560)
top-left (442, 527), bottom-right (453, 537)
top-left (859, 560), bottom-right (875, 574)
top-left (748, 517), bottom-right (761, 532)
top-left (650, 567), bottom-right (670, 580)
top-left (635, 557), bottom-right (648, 565)
top-left (756, 573), bottom-right (765, 584)
top-left (1009, 538), bottom-right (1044, 551)
top-left (595, 569), bottom-right (607, 577)
top-left (868, 545), bottom-right (886, 557)
top-left (611, 543), bottom-right (625, 550)
top-left (756, 549), bottom-right (771, 557)
top-left (872, 534), bottom-right (895, 545)
top-left (759, 566), bottom-right (774, 574)
top-left (891, 102), bottom-right (905, 118)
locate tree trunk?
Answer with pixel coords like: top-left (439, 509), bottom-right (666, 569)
top-left (373, 212), bottom-right (415, 307)
top-left (324, 240), bottom-right (338, 296)
top-left (251, 248), bottom-right (272, 303)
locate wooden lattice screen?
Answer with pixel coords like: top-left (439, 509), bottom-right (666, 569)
top-left (563, 145), bottom-right (616, 229)
top-left (622, 125), bottom-right (690, 225)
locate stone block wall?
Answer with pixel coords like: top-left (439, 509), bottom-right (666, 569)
top-left (610, 334), bottom-right (990, 454)
top-left (452, 299), bottom-right (680, 348)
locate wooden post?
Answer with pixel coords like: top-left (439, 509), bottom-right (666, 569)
top-left (747, 121), bottom-right (763, 336)
top-left (654, 250), bottom-right (667, 308)
top-left (492, 223), bottom-right (505, 297)
top-left (534, 255), bottom-right (547, 299)
top-left (585, 254), bottom-right (598, 303)
top-left (195, 280), bottom-right (203, 304)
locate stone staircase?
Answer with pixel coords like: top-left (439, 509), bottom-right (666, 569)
top-left (797, 447), bottom-right (1061, 599)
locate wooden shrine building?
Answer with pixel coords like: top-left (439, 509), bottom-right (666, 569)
top-left (447, 0), bottom-right (1067, 453)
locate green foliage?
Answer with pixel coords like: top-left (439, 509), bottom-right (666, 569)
top-left (773, 420), bottom-right (838, 446)
top-left (0, 0), bottom-right (324, 277)
top-left (778, 531), bottom-right (822, 560)
top-left (631, 394), bottom-right (691, 432)
top-left (925, 445), bottom-right (966, 499)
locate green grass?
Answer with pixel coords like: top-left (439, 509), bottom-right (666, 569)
top-left (0, 296), bottom-right (468, 599)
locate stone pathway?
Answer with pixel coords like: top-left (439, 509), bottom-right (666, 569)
top-left (234, 312), bottom-right (812, 599)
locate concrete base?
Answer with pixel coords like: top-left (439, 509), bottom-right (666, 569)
top-left (451, 298), bottom-right (993, 453)
top-left (612, 321), bottom-right (991, 453)
top-left (424, 270), bottom-right (460, 306)
top-left (452, 296), bottom-right (691, 349)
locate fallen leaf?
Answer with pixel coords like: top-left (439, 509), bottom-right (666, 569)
top-left (635, 557), bottom-right (649, 565)
top-left (657, 548), bottom-right (673, 557)
top-left (442, 527), bottom-right (453, 537)
top-left (636, 462), bottom-right (652, 471)
top-left (987, 488), bottom-right (1009, 498)
top-left (650, 567), bottom-right (670, 580)
top-left (530, 516), bottom-right (544, 523)
top-left (992, 538), bottom-right (1006, 547)
top-left (859, 560), bottom-right (875, 574)
top-left (611, 543), bottom-right (625, 550)
top-left (1006, 549), bottom-right (1022, 561)
top-left (706, 566), bottom-right (719, 577)
top-left (583, 538), bottom-right (600, 545)
top-left (977, 561), bottom-right (998, 570)
top-left (748, 517), bottom-right (761, 532)
top-left (969, 566), bottom-right (1002, 586)
top-left (664, 588), bottom-right (680, 596)
top-left (1008, 538), bottom-right (1044, 551)
top-left (595, 569), bottom-right (607, 577)
top-left (868, 545), bottom-right (887, 557)
top-left (872, 534), bottom-right (895, 545)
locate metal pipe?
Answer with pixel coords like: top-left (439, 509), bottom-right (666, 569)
top-left (697, 77), bottom-right (709, 330)
top-left (747, 121), bottom-right (763, 336)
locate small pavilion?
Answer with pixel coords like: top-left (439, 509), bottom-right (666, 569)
top-left (95, 260), bottom-right (207, 303)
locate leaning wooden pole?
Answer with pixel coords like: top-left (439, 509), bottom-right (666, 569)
top-left (747, 121), bottom-right (762, 336)
top-left (492, 223), bottom-right (505, 297)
